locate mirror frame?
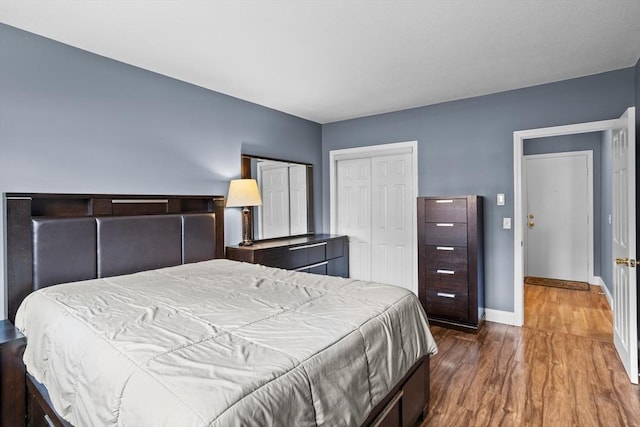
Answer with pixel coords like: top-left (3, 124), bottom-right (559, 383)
top-left (241, 154), bottom-right (314, 241)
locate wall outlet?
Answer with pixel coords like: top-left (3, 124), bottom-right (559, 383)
top-left (503, 217), bottom-right (512, 229)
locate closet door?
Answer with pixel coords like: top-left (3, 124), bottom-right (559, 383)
top-left (289, 164), bottom-right (308, 236)
top-left (337, 158), bottom-right (372, 281)
top-left (259, 164), bottom-right (290, 239)
top-left (336, 153), bottom-right (414, 289)
top-left (371, 153), bottom-right (414, 288)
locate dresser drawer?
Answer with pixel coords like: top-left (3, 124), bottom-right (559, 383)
top-left (424, 245), bottom-right (467, 268)
top-left (425, 291), bottom-right (468, 321)
top-left (423, 223), bottom-right (467, 246)
top-left (424, 277), bottom-right (468, 294)
top-left (425, 271), bottom-right (468, 291)
top-left (296, 261), bottom-right (329, 275)
top-left (423, 198), bottom-right (467, 223)
top-left (255, 247), bottom-right (296, 269)
top-left (326, 237), bottom-right (345, 259)
top-left (254, 242), bottom-right (327, 269)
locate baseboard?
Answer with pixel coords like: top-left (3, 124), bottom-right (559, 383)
top-left (593, 276), bottom-right (613, 309)
top-left (485, 309), bottom-right (518, 326)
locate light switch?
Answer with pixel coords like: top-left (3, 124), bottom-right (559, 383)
top-left (503, 217), bottom-right (511, 229)
top-left (497, 193), bottom-right (505, 206)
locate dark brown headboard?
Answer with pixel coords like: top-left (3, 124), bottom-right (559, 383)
top-left (5, 193), bottom-right (225, 322)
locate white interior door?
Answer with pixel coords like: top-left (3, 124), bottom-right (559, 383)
top-left (612, 107), bottom-right (637, 384)
top-left (288, 164), bottom-right (308, 235)
top-left (371, 154), bottom-right (414, 288)
top-left (258, 163), bottom-right (290, 239)
top-left (331, 141), bottom-right (418, 292)
top-left (337, 158), bottom-right (372, 281)
top-left (525, 153), bottom-right (590, 282)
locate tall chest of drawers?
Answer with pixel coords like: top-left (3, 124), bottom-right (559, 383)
top-left (417, 196), bottom-right (484, 332)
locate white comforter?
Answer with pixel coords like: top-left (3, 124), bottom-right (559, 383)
top-left (15, 259), bottom-right (437, 427)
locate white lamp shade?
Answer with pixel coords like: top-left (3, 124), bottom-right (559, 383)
top-left (226, 179), bottom-right (263, 207)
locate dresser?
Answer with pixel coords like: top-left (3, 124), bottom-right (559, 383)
top-left (226, 234), bottom-right (349, 278)
top-left (417, 196), bottom-right (484, 332)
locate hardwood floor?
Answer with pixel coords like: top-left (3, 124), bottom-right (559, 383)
top-left (421, 283), bottom-right (640, 426)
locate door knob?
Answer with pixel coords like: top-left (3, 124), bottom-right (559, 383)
top-left (616, 258), bottom-right (637, 267)
top-left (528, 221), bottom-right (535, 228)
top-left (529, 214), bottom-right (535, 219)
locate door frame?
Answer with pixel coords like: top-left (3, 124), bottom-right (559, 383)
top-left (329, 140), bottom-right (418, 293)
top-left (513, 118), bottom-right (621, 326)
top-left (523, 150), bottom-right (594, 283)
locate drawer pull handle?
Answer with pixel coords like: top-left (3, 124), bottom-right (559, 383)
top-left (289, 242), bottom-right (327, 251)
top-left (294, 261), bottom-right (328, 271)
top-left (437, 269), bottom-right (455, 275)
top-left (435, 199), bottom-right (454, 204)
top-left (436, 246), bottom-right (454, 251)
top-left (436, 223), bottom-right (454, 227)
top-left (437, 292), bottom-right (456, 298)
top-left (44, 415), bottom-right (55, 427)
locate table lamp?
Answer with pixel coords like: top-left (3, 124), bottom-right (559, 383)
top-left (226, 179), bottom-right (263, 246)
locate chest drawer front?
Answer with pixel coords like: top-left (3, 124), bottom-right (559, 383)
top-left (424, 245), bottom-right (467, 268)
top-left (424, 277), bottom-right (468, 294)
top-left (423, 223), bottom-right (467, 246)
top-left (326, 237), bottom-right (345, 259)
top-left (304, 242), bottom-right (327, 265)
top-left (255, 247), bottom-right (293, 269)
top-left (307, 262), bottom-right (328, 275)
top-left (424, 198), bottom-right (467, 223)
top-left (425, 290), bottom-right (468, 321)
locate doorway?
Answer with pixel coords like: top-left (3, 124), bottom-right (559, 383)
top-left (513, 108), bottom-right (637, 384)
top-left (330, 141), bottom-right (418, 294)
top-left (524, 151), bottom-right (593, 283)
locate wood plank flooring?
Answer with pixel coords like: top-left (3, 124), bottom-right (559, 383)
top-left (421, 284), bottom-right (640, 426)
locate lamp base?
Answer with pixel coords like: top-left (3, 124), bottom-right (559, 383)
top-left (239, 206), bottom-right (254, 247)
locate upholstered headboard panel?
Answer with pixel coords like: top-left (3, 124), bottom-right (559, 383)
top-left (97, 215), bottom-right (183, 278)
top-left (7, 194), bottom-right (226, 322)
top-left (182, 214), bottom-right (218, 263)
top-left (32, 217), bottom-right (97, 290)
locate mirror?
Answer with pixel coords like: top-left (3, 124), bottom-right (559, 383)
top-left (241, 154), bottom-right (313, 240)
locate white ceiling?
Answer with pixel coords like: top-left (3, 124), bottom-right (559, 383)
top-left (1, 1), bottom-right (639, 124)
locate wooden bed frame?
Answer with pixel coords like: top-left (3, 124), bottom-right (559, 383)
top-left (2, 193), bottom-right (429, 427)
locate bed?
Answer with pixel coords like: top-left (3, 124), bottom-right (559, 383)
top-left (4, 193), bottom-right (437, 427)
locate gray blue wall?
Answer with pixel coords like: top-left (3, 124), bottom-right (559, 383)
top-left (322, 69), bottom-right (635, 313)
top-left (0, 24), bottom-right (322, 319)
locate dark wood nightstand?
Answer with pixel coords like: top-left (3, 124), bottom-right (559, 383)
top-left (226, 234), bottom-right (349, 278)
top-left (1, 320), bottom-right (26, 427)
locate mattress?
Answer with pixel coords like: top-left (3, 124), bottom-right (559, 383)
top-left (15, 259), bottom-right (438, 427)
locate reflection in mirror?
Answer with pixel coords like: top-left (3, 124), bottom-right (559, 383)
top-left (242, 155), bottom-right (313, 240)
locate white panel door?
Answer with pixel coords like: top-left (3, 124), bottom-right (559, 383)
top-left (288, 164), bottom-right (308, 235)
top-left (525, 153), bottom-right (589, 282)
top-left (612, 107), bottom-right (637, 384)
top-left (336, 158), bottom-right (372, 281)
top-left (371, 153), bottom-right (414, 289)
top-left (259, 164), bottom-right (290, 239)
